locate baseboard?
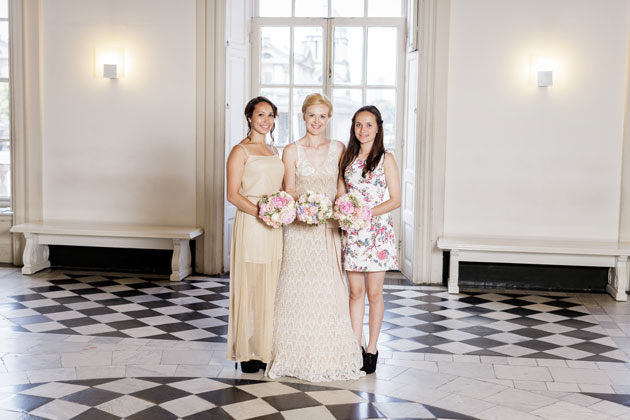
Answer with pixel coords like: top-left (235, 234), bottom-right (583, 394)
top-left (49, 244), bottom-right (196, 275)
top-left (442, 252), bottom-right (608, 293)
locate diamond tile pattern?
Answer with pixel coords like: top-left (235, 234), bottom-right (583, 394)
top-left (378, 288), bottom-right (628, 363)
top-left (0, 377), bottom-right (478, 420)
top-left (0, 273), bottom-right (627, 363)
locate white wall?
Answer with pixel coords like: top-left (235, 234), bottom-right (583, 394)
top-left (444, 0), bottom-right (630, 241)
top-left (620, 16), bottom-right (630, 244)
top-left (41, 0), bottom-right (197, 225)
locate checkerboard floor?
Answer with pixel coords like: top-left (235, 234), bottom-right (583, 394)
top-left (0, 377), bottom-right (479, 419)
top-left (377, 288), bottom-right (629, 363)
top-left (0, 272), bottom-right (626, 363)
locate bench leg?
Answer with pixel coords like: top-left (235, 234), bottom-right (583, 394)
top-left (607, 256), bottom-right (629, 302)
top-left (22, 233), bottom-right (51, 275)
top-left (171, 239), bottom-right (192, 281)
top-left (448, 249), bottom-right (460, 294)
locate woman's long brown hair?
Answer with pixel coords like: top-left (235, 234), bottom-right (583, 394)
top-left (340, 105), bottom-right (385, 183)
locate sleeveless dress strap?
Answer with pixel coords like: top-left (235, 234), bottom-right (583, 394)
top-left (237, 143), bottom-right (250, 157)
top-left (295, 142), bottom-right (304, 164)
top-left (378, 152), bottom-right (387, 168)
top-left (328, 140), bottom-right (337, 161)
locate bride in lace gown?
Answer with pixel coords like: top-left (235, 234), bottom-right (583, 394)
top-left (266, 93), bottom-right (364, 382)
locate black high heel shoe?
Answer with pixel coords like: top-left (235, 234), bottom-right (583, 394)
top-left (361, 350), bottom-right (378, 374)
top-left (240, 360), bottom-right (260, 373)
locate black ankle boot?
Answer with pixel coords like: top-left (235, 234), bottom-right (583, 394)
top-left (240, 360), bottom-right (259, 373)
top-left (361, 351), bottom-right (378, 374)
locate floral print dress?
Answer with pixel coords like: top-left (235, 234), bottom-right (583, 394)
top-left (342, 154), bottom-right (399, 272)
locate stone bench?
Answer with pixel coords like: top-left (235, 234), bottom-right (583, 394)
top-left (437, 236), bottom-right (630, 301)
top-left (10, 222), bottom-right (203, 281)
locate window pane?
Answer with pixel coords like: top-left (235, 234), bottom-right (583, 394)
top-left (366, 89), bottom-right (396, 150)
top-left (367, 27), bottom-right (396, 86)
top-left (0, 82), bottom-right (8, 140)
top-left (332, 88), bottom-right (362, 144)
top-left (260, 88), bottom-right (290, 146)
top-left (292, 88), bottom-right (323, 141)
top-left (293, 27), bottom-right (323, 85)
top-left (368, 0), bottom-right (402, 17)
top-left (295, 0), bottom-right (327, 17)
top-left (0, 22), bottom-right (7, 78)
top-left (0, 82), bottom-right (9, 199)
top-left (259, 0), bottom-right (290, 17)
top-left (333, 27), bottom-right (363, 86)
top-left (331, 0), bottom-right (364, 17)
top-left (260, 27), bottom-right (290, 85)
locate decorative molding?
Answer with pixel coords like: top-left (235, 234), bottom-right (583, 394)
top-left (619, 30), bottom-right (630, 244)
top-left (9, 0), bottom-right (44, 265)
top-left (196, 0), bottom-right (226, 275)
top-left (412, 0), bottom-right (450, 284)
top-left (195, 0), bottom-right (207, 274)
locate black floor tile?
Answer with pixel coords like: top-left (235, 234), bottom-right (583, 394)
top-left (126, 405), bottom-right (178, 420)
top-left (130, 384), bottom-right (190, 404)
top-left (326, 402), bottom-right (385, 419)
top-left (197, 387), bottom-right (257, 405)
top-left (62, 387), bottom-right (122, 405)
top-left (263, 393), bottom-right (321, 411)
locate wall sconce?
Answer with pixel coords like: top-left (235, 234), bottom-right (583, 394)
top-left (94, 47), bottom-right (125, 79)
top-left (537, 70), bottom-right (552, 87)
top-left (529, 55), bottom-right (556, 87)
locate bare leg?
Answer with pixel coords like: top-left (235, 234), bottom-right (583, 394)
top-left (365, 271), bottom-right (385, 354)
top-left (347, 271), bottom-right (366, 347)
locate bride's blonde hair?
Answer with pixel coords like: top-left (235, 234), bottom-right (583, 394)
top-left (302, 93), bottom-right (333, 117)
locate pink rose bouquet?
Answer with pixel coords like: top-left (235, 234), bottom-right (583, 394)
top-left (258, 191), bottom-right (296, 228)
top-left (333, 191), bottom-right (372, 232)
top-left (296, 190), bottom-right (333, 225)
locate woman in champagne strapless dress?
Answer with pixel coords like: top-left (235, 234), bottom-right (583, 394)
top-left (226, 97), bottom-right (284, 373)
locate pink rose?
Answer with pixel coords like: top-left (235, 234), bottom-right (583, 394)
top-left (357, 206), bottom-right (371, 221)
top-left (281, 209), bottom-right (296, 224)
top-left (378, 250), bottom-right (387, 260)
top-left (339, 201), bottom-right (355, 215)
top-left (271, 196), bottom-right (285, 209)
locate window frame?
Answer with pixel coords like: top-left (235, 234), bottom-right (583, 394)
top-left (251, 16), bottom-right (405, 156)
top-left (0, 3), bottom-right (9, 208)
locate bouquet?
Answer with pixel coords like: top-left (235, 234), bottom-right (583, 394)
top-left (333, 192), bottom-right (372, 232)
top-left (296, 190), bottom-right (333, 225)
top-left (258, 191), bottom-right (296, 228)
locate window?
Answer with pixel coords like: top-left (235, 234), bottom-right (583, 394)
top-left (0, 0), bottom-right (8, 206)
top-left (252, 0), bottom-right (404, 152)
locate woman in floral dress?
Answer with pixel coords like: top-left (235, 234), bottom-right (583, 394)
top-left (338, 105), bottom-right (401, 374)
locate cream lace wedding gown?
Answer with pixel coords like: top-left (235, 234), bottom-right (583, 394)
top-left (266, 140), bottom-right (364, 382)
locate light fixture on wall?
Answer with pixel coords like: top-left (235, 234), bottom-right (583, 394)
top-left (529, 55), bottom-right (556, 87)
top-left (537, 70), bottom-right (552, 87)
top-left (94, 47), bottom-right (125, 79)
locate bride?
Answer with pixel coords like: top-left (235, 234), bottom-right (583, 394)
top-left (266, 93), bottom-right (364, 382)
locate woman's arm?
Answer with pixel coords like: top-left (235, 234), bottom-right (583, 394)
top-left (282, 143), bottom-right (299, 200)
top-left (226, 145), bottom-right (259, 217)
top-left (370, 153), bottom-right (401, 217)
top-left (336, 141), bottom-right (347, 199)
